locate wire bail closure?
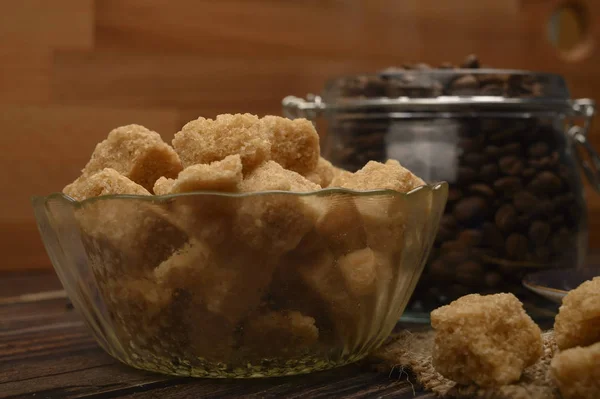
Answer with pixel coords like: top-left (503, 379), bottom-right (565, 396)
top-left (568, 99), bottom-right (600, 191)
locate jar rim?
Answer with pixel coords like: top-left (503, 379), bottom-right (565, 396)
top-left (282, 95), bottom-right (595, 118)
top-left (321, 68), bottom-right (571, 104)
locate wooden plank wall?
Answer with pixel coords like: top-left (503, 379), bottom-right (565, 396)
top-left (2, 0), bottom-right (600, 270)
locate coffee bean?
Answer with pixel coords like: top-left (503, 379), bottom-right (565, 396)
top-left (495, 204), bottom-right (517, 232)
top-left (551, 214), bottom-right (566, 226)
top-left (442, 250), bottom-right (470, 265)
top-left (464, 153), bottom-right (487, 167)
top-left (529, 171), bottom-right (562, 194)
top-left (459, 138), bottom-right (483, 152)
top-left (490, 129), bottom-right (520, 143)
top-left (482, 222), bottom-right (505, 252)
top-left (484, 271), bottom-right (503, 288)
top-left (513, 191), bottom-right (538, 213)
top-left (528, 200), bottom-right (554, 219)
top-left (468, 184), bottom-right (495, 198)
top-left (506, 233), bottom-right (529, 260)
top-left (441, 214), bottom-right (457, 230)
top-left (458, 166), bottom-right (477, 184)
top-left (558, 164), bottom-right (572, 180)
top-left (480, 164), bottom-right (499, 182)
top-left (448, 187), bottom-right (463, 203)
top-left (552, 228), bottom-right (572, 252)
top-left (441, 240), bottom-right (468, 251)
top-left (522, 167), bottom-right (536, 178)
top-left (534, 246), bottom-right (551, 263)
top-left (436, 227), bottom-right (453, 243)
top-left (499, 156), bottom-right (524, 176)
top-left (529, 221), bottom-right (550, 245)
top-left (414, 63), bottom-right (432, 70)
top-left (528, 142), bottom-right (549, 158)
top-left (428, 259), bottom-right (452, 282)
top-left (500, 143), bottom-right (522, 156)
top-left (494, 177), bottom-right (523, 196)
top-left (553, 193), bottom-right (575, 209)
top-left (451, 75), bottom-right (479, 95)
top-left (517, 213), bottom-right (533, 228)
top-left (481, 84), bottom-right (504, 96)
top-left (461, 54), bottom-right (480, 68)
top-left (484, 145), bottom-right (501, 159)
top-left (456, 261), bottom-right (484, 286)
top-left (529, 156), bottom-right (556, 170)
top-left (454, 197), bottom-right (488, 224)
top-left (471, 247), bottom-right (498, 259)
top-left (457, 229), bottom-right (483, 247)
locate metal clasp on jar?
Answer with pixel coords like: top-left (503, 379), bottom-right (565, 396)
top-left (568, 99), bottom-right (600, 191)
top-left (282, 95), bottom-right (325, 121)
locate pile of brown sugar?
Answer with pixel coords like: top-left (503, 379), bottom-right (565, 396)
top-left (369, 279), bottom-right (600, 399)
top-left (63, 114), bottom-right (429, 375)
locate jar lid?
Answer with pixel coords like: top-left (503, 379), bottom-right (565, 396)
top-left (283, 69), bottom-right (594, 116)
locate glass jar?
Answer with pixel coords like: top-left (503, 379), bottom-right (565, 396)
top-left (283, 69), bottom-right (598, 320)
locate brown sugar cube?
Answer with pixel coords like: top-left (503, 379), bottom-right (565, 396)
top-left (260, 116), bottom-right (320, 175)
top-left (152, 156), bottom-right (243, 248)
top-left (183, 308), bottom-right (238, 362)
top-left (234, 194), bottom-right (316, 255)
top-left (163, 194), bottom-right (234, 249)
top-left (82, 124), bottom-right (182, 191)
top-left (236, 161), bottom-right (320, 255)
top-left (114, 271), bottom-right (236, 362)
top-left (295, 249), bottom-right (376, 347)
top-left (108, 277), bottom-right (235, 362)
top-left (172, 113), bottom-right (270, 172)
top-left (154, 240), bottom-right (274, 325)
top-left (305, 157), bottom-right (336, 187)
top-left (314, 195), bottom-right (367, 256)
top-left (268, 248), bottom-right (334, 324)
top-left (339, 159), bottom-right (425, 193)
top-left (153, 176), bottom-right (175, 195)
top-left (338, 248), bottom-right (395, 318)
top-left (337, 248), bottom-right (378, 297)
top-left (65, 170), bottom-right (187, 279)
top-left (64, 168), bottom-right (151, 201)
top-left (241, 310), bottom-right (319, 358)
top-left (101, 276), bottom-right (173, 353)
top-left (431, 293), bottom-right (543, 387)
top-left (356, 174), bottom-right (434, 254)
top-left (329, 168), bottom-right (354, 187)
top-left (339, 160), bottom-right (426, 253)
top-left (240, 160), bottom-right (320, 192)
top-left (554, 277), bottom-right (600, 350)
top-left (353, 192), bottom-right (410, 254)
top-left (77, 197), bottom-right (188, 279)
top-left (153, 154), bottom-right (243, 195)
top-left (551, 341), bottom-right (600, 399)
top-left (152, 157), bottom-right (243, 246)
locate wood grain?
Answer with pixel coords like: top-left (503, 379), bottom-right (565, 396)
top-left (0, 271), bottom-right (433, 399)
top-left (2, 0), bottom-right (600, 269)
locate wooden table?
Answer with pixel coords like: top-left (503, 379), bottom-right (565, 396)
top-left (0, 271), bottom-right (433, 399)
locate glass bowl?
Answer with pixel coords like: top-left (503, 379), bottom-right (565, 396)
top-left (32, 184), bottom-right (447, 378)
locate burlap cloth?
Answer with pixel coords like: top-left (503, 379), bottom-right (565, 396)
top-left (366, 329), bottom-right (560, 399)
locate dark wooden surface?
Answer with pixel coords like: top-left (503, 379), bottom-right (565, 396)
top-left (0, 271), bottom-right (433, 399)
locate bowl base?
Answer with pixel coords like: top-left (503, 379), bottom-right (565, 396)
top-left (119, 352), bottom-right (368, 378)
